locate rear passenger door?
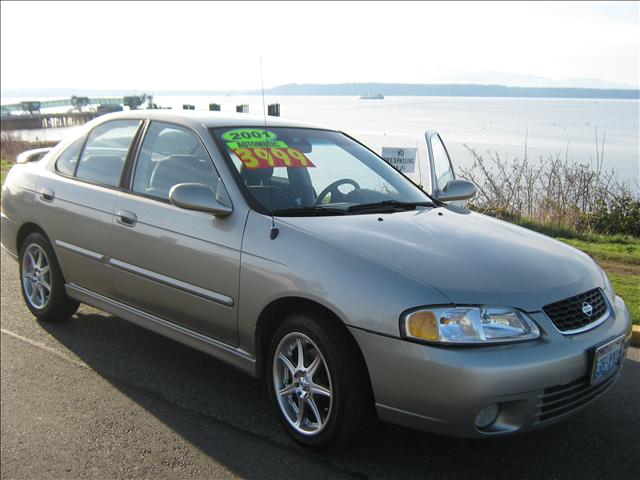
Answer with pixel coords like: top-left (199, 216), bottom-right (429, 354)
top-left (110, 121), bottom-right (243, 346)
top-left (38, 119), bottom-right (142, 297)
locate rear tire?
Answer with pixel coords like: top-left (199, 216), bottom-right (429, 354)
top-left (19, 232), bottom-right (79, 322)
top-left (267, 310), bottom-right (374, 451)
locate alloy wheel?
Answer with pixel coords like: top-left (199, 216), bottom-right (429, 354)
top-left (21, 244), bottom-right (52, 310)
top-left (272, 332), bottom-right (333, 435)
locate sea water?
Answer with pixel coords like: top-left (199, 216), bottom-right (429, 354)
top-left (4, 95), bottom-right (639, 188)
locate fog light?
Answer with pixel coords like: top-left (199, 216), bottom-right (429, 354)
top-left (475, 404), bottom-right (499, 429)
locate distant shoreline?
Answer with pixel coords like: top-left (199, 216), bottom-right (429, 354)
top-left (267, 83), bottom-right (640, 100)
top-left (3, 82), bottom-right (639, 101)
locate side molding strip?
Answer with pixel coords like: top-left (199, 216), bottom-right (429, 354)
top-left (53, 240), bottom-right (234, 308)
top-left (109, 258), bottom-right (234, 307)
top-left (65, 283), bottom-right (256, 376)
top-left (55, 240), bottom-right (107, 262)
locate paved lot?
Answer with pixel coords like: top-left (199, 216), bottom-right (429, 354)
top-left (1, 249), bottom-right (639, 480)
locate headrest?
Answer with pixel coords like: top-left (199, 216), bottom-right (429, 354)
top-left (240, 166), bottom-right (273, 186)
top-left (154, 130), bottom-right (199, 154)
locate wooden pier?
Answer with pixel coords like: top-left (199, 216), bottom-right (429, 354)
top-left (0, 97), bottom-right (283, 131)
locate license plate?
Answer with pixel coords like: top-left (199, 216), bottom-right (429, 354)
top-left (590, 336), bottom-right (624, 386)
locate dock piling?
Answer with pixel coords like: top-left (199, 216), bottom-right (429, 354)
top-left (267, 103), bottom-right (280, 116)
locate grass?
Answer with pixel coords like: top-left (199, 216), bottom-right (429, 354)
top-left (608, 273), bottom-right (640, 325)
top-left (519, 224), bottom-right (640, 325)
top-left (0, 151), bottom-right (637, 324)
top-left (558, 236), bottom-right (640, 266)
top-left (1, 158), bottom-right (13, 186)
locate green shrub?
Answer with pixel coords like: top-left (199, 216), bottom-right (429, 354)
top-left (460, 145), bottom-right (639, 237)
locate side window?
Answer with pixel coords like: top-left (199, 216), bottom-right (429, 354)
top-left (132, 122), bottom-right (219, 201)
top-left (76, 120), bottom-right (141, 187)
top-left (430, 134), bottom-right (454, 190)
top-left (55, 137), bottom-right (84, 176)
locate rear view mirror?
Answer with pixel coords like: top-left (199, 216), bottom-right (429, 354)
top-left (286, 135), bottom-right (312, 153)
top-left (435, 179), bottom-right (477, 202)
top-left (169, 183), bottom-right (232, 216)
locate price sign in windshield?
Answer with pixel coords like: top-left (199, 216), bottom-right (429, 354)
top-left (222, 128), bottom-right (288, 150)
top-left (232, 147), bottom-right (315, 169)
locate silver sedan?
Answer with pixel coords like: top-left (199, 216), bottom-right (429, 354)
top-left (1, 110), bottom-right (632, 450)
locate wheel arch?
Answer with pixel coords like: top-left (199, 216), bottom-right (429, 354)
top-left (16, 222), bottom-right (49, 254)
top-left (254, 296), bottom-right (372, 387)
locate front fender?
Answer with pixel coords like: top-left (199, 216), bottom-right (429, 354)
top-left (237, 211), bottom-right (451, 356)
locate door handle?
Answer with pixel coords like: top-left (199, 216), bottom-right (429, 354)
top-left (116, 210), bottom-right (137, 227)
top-left (40, 188), bottom-right (55, 202)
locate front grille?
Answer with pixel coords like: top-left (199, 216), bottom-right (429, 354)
top-left (542, 288), bottom-right (608, 333)
top-left (536, 374), bottom-right (618, 423)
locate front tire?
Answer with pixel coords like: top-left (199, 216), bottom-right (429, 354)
top-left (19, 232), bottom-right (79, 322)
top-left (267, 311), bottom-right (373, 451)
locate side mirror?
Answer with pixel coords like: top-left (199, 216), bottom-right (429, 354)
top-left (169, 183), bottom-right (232, 216)
top-left (435, 179), bottom-right (477, 202)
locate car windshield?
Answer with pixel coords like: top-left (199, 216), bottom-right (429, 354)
top-left (212, 127), bottom-right (432, 215)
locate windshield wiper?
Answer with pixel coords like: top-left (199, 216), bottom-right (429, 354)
top-left (271, 206), bottom-right (346, 216)
top-left (347, 200), bottom-right (432, 212)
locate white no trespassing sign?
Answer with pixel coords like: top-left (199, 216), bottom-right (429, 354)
top-left (381, 147), bottom-right (417, 173)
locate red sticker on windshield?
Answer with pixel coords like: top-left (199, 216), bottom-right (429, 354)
top-left (232, 147), bottom-right (315, 169)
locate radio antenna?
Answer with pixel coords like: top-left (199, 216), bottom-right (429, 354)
top-left (260, 56), bottom-right (279, 240)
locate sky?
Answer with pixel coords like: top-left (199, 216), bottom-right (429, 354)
top-left (1, 1), bottom-right (639, 93)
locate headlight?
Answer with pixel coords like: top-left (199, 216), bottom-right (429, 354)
top-left (402, 306), bottom-right (540, 345)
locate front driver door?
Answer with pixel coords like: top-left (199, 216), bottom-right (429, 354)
top-left (109, 121), bottom-right (244, 346)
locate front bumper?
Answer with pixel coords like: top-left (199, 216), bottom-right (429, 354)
top-left (351, 295), bottom-right (632, 437)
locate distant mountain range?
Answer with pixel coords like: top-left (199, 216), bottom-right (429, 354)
top-left (2, 82), bottom-right (639, 100)
top-left (267, 83), bottom-right (640, 99)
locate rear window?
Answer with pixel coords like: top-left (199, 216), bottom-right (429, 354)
top-left (55, 138), bottom-right (84, 176)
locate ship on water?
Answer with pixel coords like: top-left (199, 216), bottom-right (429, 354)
top-left (359, 93), bottom-right (384, 99)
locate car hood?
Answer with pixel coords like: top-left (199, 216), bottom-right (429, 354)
top-left (278, 206), bottom-right (603, 312)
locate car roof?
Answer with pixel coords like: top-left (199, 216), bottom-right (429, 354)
top-left (92, 109), bottom-right (333, 131)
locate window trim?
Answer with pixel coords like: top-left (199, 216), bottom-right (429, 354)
top-left (120, 118), bottom-right (150, 189)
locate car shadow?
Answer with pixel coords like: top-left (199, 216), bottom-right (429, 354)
top-left (40, 309), bottom-right (640, 480)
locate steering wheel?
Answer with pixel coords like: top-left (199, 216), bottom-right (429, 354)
top-left (315, 178), bottom-right (361, 205)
